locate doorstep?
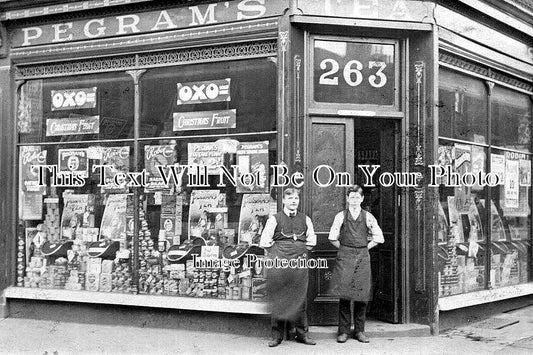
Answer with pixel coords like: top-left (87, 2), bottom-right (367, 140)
top-left (309, 320), bottom-right (431, 339)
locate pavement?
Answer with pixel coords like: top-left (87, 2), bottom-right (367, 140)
top-left (1, 304), bottom-right (533, 354)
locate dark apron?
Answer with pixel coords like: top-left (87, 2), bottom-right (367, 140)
top-left (267, 240), bottom-right (308, 320)
top-left (330, 245), bottom-right (371, 302)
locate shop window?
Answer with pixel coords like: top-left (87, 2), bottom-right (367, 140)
top-left (437, 141), bottom-right (488, 296)
top-left (140, 58), bottom-right (277, 137)
top-left (18, 72), bottom-right (135, 144)
top-left (489, 155), bottom-right (531, 288)
top-left (438, 70), bottom-right (532, 298)
top-left (16, 56), bottom-right (277, 303)
top-left (438, 69), bottom-right (487, 142)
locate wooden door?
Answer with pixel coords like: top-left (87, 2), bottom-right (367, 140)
top-left (307, 117), bottom-right (400, 324)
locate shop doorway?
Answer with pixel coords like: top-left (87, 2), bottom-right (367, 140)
top-left (307, 116), bottom-right (401, 324)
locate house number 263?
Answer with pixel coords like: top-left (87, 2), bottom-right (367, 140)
top-left (318, 59), bottom-right (387, 88)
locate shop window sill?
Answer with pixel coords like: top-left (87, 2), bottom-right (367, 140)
top-left (3, 286), bottom-right (270, 315)
top-left (439, 283), bottom-right (533, 311)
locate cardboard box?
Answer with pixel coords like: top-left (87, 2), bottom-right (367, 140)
top-left (102, 260), bottom-right (114, 274)
top-left (252, 278), bottom-right (267, 301)
top-left (100, 273), bottom-right (112, 292)
top-left (86, 273), bottom-right (100, 291)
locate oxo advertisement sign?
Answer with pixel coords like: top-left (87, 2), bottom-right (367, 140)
top-left (51, 87), bottom-right (97, 111)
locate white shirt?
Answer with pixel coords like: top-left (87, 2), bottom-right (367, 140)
top-left (259, 208), bottom-right (317, 248)
top-left (328, 208), bottom-right (384, 244)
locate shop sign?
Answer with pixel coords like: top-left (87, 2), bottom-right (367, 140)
top-left (46, 116), bottom-right (100, 136)
top-left (173, 109), bottom-right (236, 131)
top-left (299, 0), bottom-right (431, 22)
top-left (177, 79), bottom-right (231, 105)
top-left (313, 40), bottom-right (397, 106)
top-left (12, 0), bottom-right (286, 47)
top-left (51, 87), bottom-right (97, 111)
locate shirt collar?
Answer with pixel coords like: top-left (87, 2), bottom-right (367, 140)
top-left (348, 207), bottom-right (361, 217)
top-left (283, 207), bottom-right (297, 217)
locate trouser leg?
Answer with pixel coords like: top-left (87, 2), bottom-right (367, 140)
top-left (338, 298), bottom-right (351, 335)
top-left (271, 317), bottom-right (284, 341)
top-left (353, 301), bottom-right (367, 333)
top-left (294, 300), bottom-right (308, 339)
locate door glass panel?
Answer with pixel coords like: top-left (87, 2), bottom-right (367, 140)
top-left (310, 123), bottom-right (347, 232)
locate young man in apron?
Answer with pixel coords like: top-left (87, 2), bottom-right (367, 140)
top-left (259, 188), bottom-right (317, 347)
top-left (329, 185), bottom-right (384, 343)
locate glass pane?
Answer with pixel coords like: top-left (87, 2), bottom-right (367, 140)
top-left (491, 86), bottom-right (531, 152)
top-left (18, 142), bottom-right (135, 293)
top-left (314, 39), bottom-right (396, 106)
top-left (437, 141), bottom-right (488, 297)
top-left (137, 135), bottom-right (277, 298)
top-left (438, 69), bottom-right (488, 142)
top-left (17, 72), bottom-right (134, 144)
top-left (310, 123), bottom-right (346, 232)
top-left (489, 149), bottom-right (531, 288)
top-left (140, 58), bottom-right (277, 138)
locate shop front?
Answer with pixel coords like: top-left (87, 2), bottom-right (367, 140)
top-left (0, 0), bottom-right (531, 333)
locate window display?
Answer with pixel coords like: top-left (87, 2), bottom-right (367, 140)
top-left (437, 69), bottom-right (532, 298)
top-left (16, 56), bottom-right (277, 303)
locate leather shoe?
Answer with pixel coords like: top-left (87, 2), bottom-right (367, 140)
top-left (268, 339), bottom-right (282, 347)
top-left (337, 333), bottom-right (349, 343)
top-left (354, 332), bottom-right (370, 343)
top-left (296, 336), bottom-right (316, 345)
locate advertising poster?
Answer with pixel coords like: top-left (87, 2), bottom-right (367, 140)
top-left (490, 153), bottom-right (505, 185)
top-left (467, 198), bottom-right (485, 242)
top-left (46, 116), bottom-right (100, 136)
top-left (188, 142), bottom-right (224, 175)
top-left (471, 145), bottom-right (485, 191)
top-left (25, 227), bottom-right (38, 265)
top-left (490, 201), bottom-right (507, 241)
top-left (99, 194), bottom-right (128, 241)
top-left (20, 192), bottom-right (43, 220)
top-left (454, 144), bottom-right (471, 213)
top-left (504, 156), bottom-right (519, 208)
top-left (161, 194), bottom-right (182, 242)
top-left (177, 78), bottom-right (231, 105)
top-left (144, 144), bottom-right (176, 192)
top-left (188, 190), bottom-right (225, 239)
top-left (17, 80), bottom-right (43, 134)
top-left (437, 145), bottom-right (453, 166)
top-left (100, 117), bottom-right (129, 138)
top-left (238, 194), bottom-right (271, 245)
top-left (447, 196), bottom-right (464, 243)
top-left (236, 141), bottom-right (269, 193)
top-left (437, 201), bottom-right (448, 244)
top-left (519, 159), bottom-right (531, 186)
top-left (61, 194), bottom-right (94, 239)
top-left (100, 146), bottom-right (130, 193)
top-left (58, 148), bottom-right (89, 178)
top-left (19, 146), bottom-right (47, 193)
top-left (173, 109), bottom-right (236, 131)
